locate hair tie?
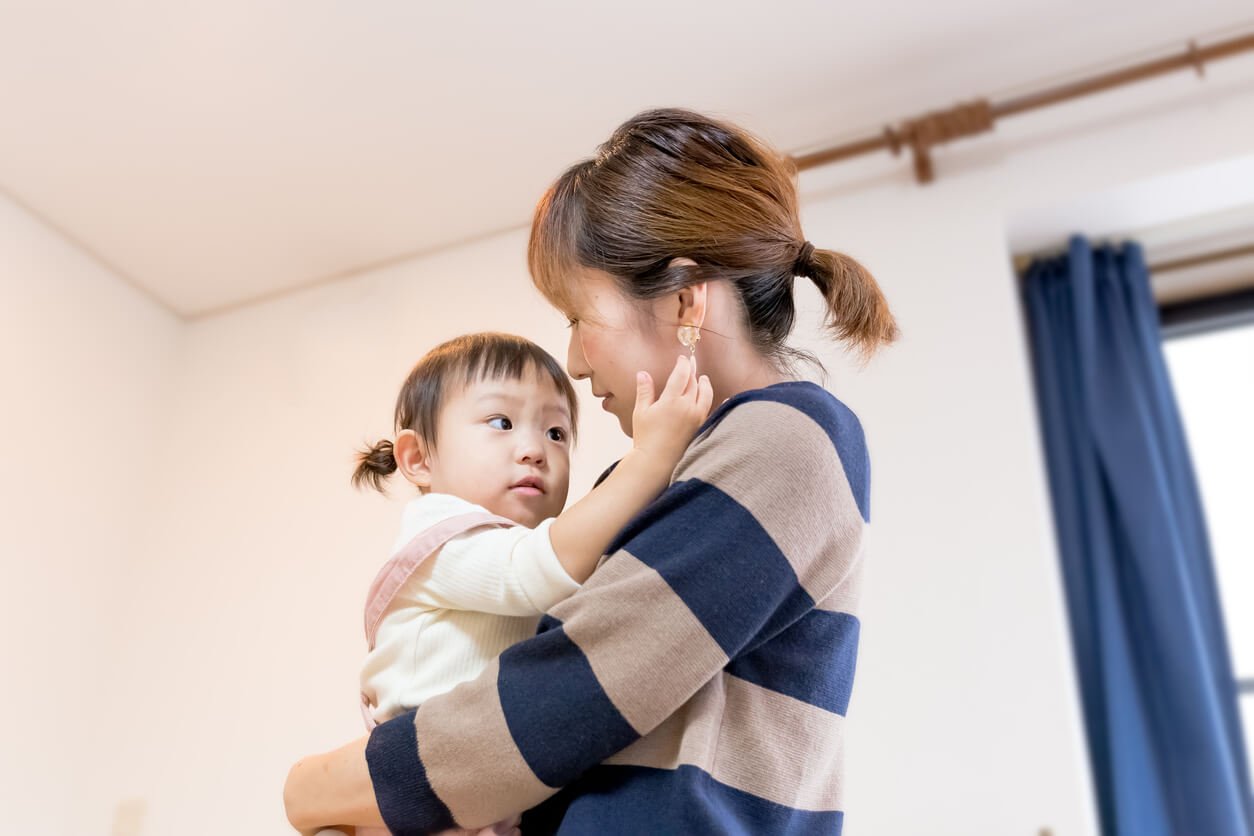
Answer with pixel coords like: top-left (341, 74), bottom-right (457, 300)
top-left (793, 241), bottom-right (816, 276)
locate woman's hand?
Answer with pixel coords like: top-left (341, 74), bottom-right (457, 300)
top-left (630, 354), bottom-right (713, 468)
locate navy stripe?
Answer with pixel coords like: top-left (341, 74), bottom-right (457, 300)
top-left (727, 608), bottom-right (861, 715)
top-left (365, 708), bottom-right (456, 834)
top-left (606, 478), bottom-right (815, 658)
top-left (522, 763), bottom-right (844, 835)
top-left (497, 624), bottom-right (639, 787)
top-left (702, 381), bottom-right (870, 523)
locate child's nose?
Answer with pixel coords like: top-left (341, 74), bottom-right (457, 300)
top-left (517, 435), bottom-right (545, 465)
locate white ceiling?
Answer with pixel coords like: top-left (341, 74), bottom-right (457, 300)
top-left (2, 0), bottom-right (1251, 318)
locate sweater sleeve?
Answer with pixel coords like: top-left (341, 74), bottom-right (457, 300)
top-left (404, 518), bottom-right (580, 616)
top-left (365, 391), bottom-right (871, 832)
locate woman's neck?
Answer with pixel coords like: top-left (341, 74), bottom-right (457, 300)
top-left (698, 341), bottom-right (791, 406)
top-left (692, 279), bottom-right (795, 404)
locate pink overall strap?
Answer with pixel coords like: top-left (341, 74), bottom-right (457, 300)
top-left (360, 510), bottom-right (516, 731)
top-left (363, 510), bottom-right (517, 649)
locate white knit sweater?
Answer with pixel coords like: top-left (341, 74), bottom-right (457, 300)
top-left (359, 493), bottom-right (581, 724)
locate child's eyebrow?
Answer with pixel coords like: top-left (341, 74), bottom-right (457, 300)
top-left (474, 390), bottom-right (571, 423)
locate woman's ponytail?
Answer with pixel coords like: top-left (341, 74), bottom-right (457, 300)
top-left (803, 246), bottom-right (900, 363)
top-left (529, 109), bottom-right (899, 372)
top-left (352, 439), bottom-right (398, 493)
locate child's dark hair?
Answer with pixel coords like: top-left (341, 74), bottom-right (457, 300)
top-left (353, 332), bottom-right (579, 493)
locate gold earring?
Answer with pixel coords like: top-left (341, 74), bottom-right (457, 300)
top-left (677, 324), bottom-right (701, 356)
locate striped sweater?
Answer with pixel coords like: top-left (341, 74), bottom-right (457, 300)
top-left (365, 380), bottom-right (870, 834)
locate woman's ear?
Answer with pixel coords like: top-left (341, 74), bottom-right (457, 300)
top-left (678, 282), bottom-right (708, 327)
top-left (668, 259), bottom-right (708, 329)
top-left (393, 429), bottom-right (432, 491)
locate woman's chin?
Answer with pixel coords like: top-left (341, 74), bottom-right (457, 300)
top-left (616, 410), bottom-right (634, 438)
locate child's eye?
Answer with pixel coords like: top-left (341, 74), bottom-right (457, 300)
top-left (547, 427), bottom-right (567, 442)
top-left (488, 416), bottom-right (513, 431)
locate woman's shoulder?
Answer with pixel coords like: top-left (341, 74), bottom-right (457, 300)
top-left (678, 381), bottom-right (871, 523)
top-left (707, 380), bottom-right (863, 436)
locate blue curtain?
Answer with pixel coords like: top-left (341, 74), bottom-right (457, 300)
top-left (1023, 236), bottom-right (1253, 836)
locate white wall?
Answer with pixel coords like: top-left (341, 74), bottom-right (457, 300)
top-left (94, 230), bottom-right (644, 834)
top-left (0, 192), bottom-right (182, 833)
top-left (7, 55), bottom-right (1254, 835)
top-left (797, 56), bottom-right (1254, 835)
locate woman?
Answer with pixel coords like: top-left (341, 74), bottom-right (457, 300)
top-left (285, 108), bottom-right (898, 834)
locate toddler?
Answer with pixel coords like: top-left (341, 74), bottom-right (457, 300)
top-left (315, 332), bottom-right (711, 835)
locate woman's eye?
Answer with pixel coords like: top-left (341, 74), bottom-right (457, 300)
top-left (565, 317), bottom-right (578, 330)
top-left (488, 416), bottom-right (513, 431)
top-left (547, 427), bottom-right (567, 442)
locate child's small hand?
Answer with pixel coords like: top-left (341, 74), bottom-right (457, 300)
top-left (631, 354), bottom-right (714, 467)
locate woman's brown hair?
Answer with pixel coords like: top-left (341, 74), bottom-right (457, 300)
top-left (352, 333), bottom-right (579, 493)
top-left (529, 108), bottom-right (898, 366)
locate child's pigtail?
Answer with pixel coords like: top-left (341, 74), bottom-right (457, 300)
top-left (352, 439), bottom-right (398, 493)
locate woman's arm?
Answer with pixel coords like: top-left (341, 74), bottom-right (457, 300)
top-left (284, 737), bottom-right (382, 831)
top-left (286, 387), bottom-right (868, 833)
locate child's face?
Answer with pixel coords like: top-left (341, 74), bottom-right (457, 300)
top-left (423, 369), bottom-right (573, 528)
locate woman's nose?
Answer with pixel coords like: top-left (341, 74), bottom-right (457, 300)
top-left (567, 329), bottom-right (590, 380)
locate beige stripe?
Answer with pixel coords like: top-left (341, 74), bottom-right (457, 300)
top-left (550, 550), bottom-right (729, 734)
top-left (415, 656), bottom-right (556, 828)
top-left (603, 672), bottom-right (724, 769)
top-left (607, 672), bottom-right (846, 812)
top-left (714, 673), bottom-right (845, 810)
top-left (674, 399), bottom-right (867, 608)
top-left (815, 547), bottom-right (866, 616)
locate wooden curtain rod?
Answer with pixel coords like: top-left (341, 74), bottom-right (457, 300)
top-left (1150, 242), bottom-right (1254, 274)
top-left (791, 31), bottom-right (1254, 184)
top-left (1012, 240), bottom-right (1254, 278)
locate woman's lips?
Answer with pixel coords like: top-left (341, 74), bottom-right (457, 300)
top-left (600, 394), bottom-right (613, 411)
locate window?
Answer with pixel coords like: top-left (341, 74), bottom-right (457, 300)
top-left (1164, 320), bottom-right (1254, 784)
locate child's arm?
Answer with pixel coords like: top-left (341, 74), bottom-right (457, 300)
top-left (548, 354), bottom-right (712, 584)
top-left (400, 355), bottom-right (710, 617)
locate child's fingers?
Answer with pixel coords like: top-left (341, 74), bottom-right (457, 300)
top-left (675, 356), bottom-right (699, 401)
top-left (634, 370), bottom-right (656, 416)
top-left (696, 374), bottom-right (714, 416)
top-left (660, 354), bottom-right (690, 399)
top-left (683, 354), bottom-right (698, 396)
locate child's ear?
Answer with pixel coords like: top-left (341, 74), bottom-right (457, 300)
top-left (393, 429), bottom-right (432, 491)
